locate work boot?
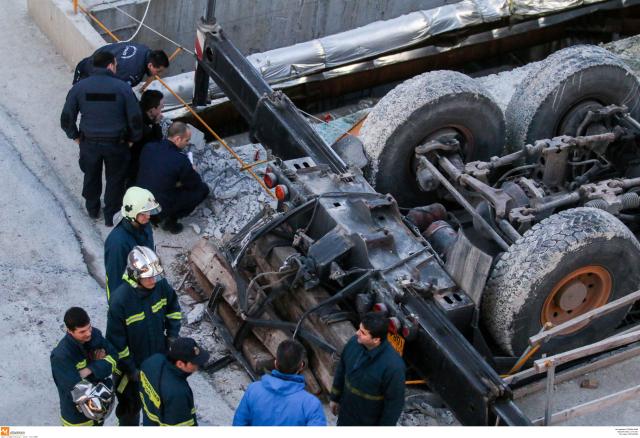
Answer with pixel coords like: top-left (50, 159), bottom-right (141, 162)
top-left (104, 214), bottom-right (114, 227)
top-left (150, 215), bottom-right (162, 227)
top-left (87, 207), bottom-right (100, 219)
top-left (162, 217), bottom-right (183, 234)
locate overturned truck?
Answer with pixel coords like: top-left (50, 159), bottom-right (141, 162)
top-left (188, 17), bottom-right (640, 426)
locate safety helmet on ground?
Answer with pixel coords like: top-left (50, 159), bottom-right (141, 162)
top-left (126, 246), bottom-right (164, 282)
top-left (120, 187), bottom-right (161, 221)
top-left (71, 380), bottom-right (115, 422)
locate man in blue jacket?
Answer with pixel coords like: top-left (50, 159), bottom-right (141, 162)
top-left (137, 121), bottom-right (210, 234)
top-left (139, 337), bottom-right (209, 426)
top-left (61, 51), bottom-right (143, 226)
top-left (50, 307), bottom-right (118, 426)
top-left (106, 246), bottom-right (182, 426)
top-left (329, 312), bottom-right (406, 426)
top-left (104, 186), bottom-right (160, 301)
top-left (73, 42), bottom-right (169, 87)
top-left (233, 340), bottom-right (326, 426)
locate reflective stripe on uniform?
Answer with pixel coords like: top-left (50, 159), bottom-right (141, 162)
top-left (140, 393), bottom-right (196, 426)
top-left (151, 298), bottom-right (167, 313)
top-left (345, 378), bottom-right (384, 401)
top-left (61, 417), bottom-right (94, 426)
top-left (140, 371), bottom-right (161, 409)
top-left (104, 354), bottom-right (117, 373)
top-left (118, 346), bottom-right (130, 359)
top-left (75, 359), bottom-right (87, 370)
top-left (165, 312), bottom-right (181, 320)
top-left (106, 274), bottom-right (111, 302)
top-left (191, 407), bottom-right (196, 415)
top-left (125, 312), bottom-right (145, 326)
top-left (122, 273), bottom-right (138, 288)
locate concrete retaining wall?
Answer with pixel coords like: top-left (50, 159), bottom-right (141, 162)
top-left (90, 0), bottom-right (451, 76)
top-left (27, 0), bottom-right (106, 67)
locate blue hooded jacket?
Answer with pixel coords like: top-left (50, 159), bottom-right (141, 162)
top-left (232, 370), bottom-right (326, 426)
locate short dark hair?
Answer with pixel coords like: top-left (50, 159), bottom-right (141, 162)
top-left (361, 312), bottom-right (388, 341)
top-left (93, 51), bottom-right (116, 69)
top-left (140, 90), bottom-right (164, 112)
top-left (149, 50), bottom-right (170, 68)
top-left (64, 307), bottom-right (90, 331)
top-left (276, 340), bottom-right (305, 374)
top-left (167, 121), bottom-right (189, 138)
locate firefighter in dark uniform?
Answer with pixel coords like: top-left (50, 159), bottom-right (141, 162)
top-left (330, 312), bottom-right (406, 426)
top-left (60, 51), bottom-right (143, 226)
top-left (139, 337), bottom-right (209, 426)
top-left (50, 307), bottom-right (118, 426)
top-left (73, 42), bottom-right (169, 87)
top-left (136, 121), bottom-right (210, 234)
top-left (104, 187), bottom-right (161, 301)
top-left (106, 246), bottom-right (182, 426)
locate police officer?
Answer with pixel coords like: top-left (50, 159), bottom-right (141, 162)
top-left (137, 121), bottom-right (210, 234)
top-left (139, 337), bottom-right (209, 426)
top-left (73, 42), bottom-right (170, 87)
top-left (126, 90), bottom-right (165, 188)
top-left (104, 187), bottom-right (161, 301)
top-left (60, 51), bottom-right (143, 226)
top-left (329, 312), bottom-right (406, 426)
top-left (106, 246), bottom-right (182, 426)
top-left (50, 307), bottom-right (118, 426)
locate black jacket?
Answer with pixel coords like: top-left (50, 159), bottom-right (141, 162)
top-left (136, 139), bottom-right (205, 210)
top-left (106, 277), bottom-right (181, 374)
top-left (330, 336), bottom-right (406, 426)
top-left (61, 68), bottom-right (143, 142)
top-left (50, 328), bottom-right (118, 426)
top-left (75, 42), bottom-right (152, 87)
top-left (104, 219), bottom-right (154, 301)
top-left (139, 353), bottom-right (197, 426)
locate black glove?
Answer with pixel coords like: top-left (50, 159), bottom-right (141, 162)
top-left (128, 369), bottom-right (140, 383)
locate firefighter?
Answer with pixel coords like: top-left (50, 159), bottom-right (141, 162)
top-left (60, 51), bottom-right (143, 226)
top-left (126, 90), bottom-right (165, 188)
top-left (50, 307), bottom-right (118, 426)
top-left (136, 121), bottom-right (210, 234)
top-left (106, 246), bottom-right (182, 426)
top-left (233, 339), bottom-right (326, 426)
top-left (329, 312), bottom-right (406, 426)
top-left (73, 42), bottom-right (169, 87)
top-left (139, 337), bottom-right (209, 426)
top-left (104, 187), bottom-right (161, 301)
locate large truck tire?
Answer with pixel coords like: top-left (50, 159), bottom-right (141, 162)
top-left (360, 70), bottom-right (505, 207)
top-left (506, 45), bottom-right (640, 152)
top-left (482, 207), bottom-right (640, 356)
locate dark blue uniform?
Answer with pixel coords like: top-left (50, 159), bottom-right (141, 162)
top-left (127, 111), bottom-right (163, 188)
top-left (104, 218), bottom-right (154, 302)
top-left (50, 328), bottom-right (118, 426)
top-left (139, 354), bottom-right (198, 426)
top-left (136, 139), bottom-right (209, 222)
top-left (330, 336), bottom-right (406, 426)
top-left (60, 68), bottom-right (143, 222)
top-left (74, 43), bottom-right (152, 87)
top-left (106, 276), bottom-right (182, 425)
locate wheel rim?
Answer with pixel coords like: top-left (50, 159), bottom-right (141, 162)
top-left (556, 99), bottom-right (604, 136)
top-left (541, 265), bottom-right (612, 334)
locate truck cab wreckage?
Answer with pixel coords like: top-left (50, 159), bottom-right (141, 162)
top-left (188, 15), bottom-right (640, 426)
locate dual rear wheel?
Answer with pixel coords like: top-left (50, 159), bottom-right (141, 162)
top-left (360, 46), bottom-right (640, 355)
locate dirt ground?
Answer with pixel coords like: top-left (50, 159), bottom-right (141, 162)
top-left (1, 0), bottom-right (640, 426)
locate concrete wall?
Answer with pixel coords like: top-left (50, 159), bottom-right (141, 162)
top-left (27, 0), bottom-right (106, 68)
top-left (89, 0), bottom-right (454, 75)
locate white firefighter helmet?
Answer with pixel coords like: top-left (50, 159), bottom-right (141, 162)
top-left (71, 380), bottom-right (115, 422)
top-left (126, 246), bottom-right (164, 282)
top-left (120, 187), bottom-right (161, 221)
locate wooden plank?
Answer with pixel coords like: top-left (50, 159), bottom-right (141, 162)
top-left (532, 384), bottom-right (640, 425)
top-left (529, 289), bottom-right (640, 347)
top-left (513, 344), bottom-right (640, 399)
top-left (190, 242), bottom-right (322, 394)
top-left (534, 331), bottom-right (640, 372)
